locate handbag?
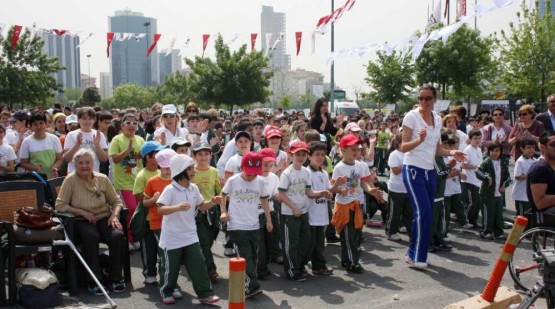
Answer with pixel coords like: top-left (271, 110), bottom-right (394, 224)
top-left (16, 268), bottom-right (59, 309)
top-left (13, 224), bottom-right (64, 244)
top-left (130, 202), bottom-right (149, 240)
top-left (14, 206), bottom-right (56, 229)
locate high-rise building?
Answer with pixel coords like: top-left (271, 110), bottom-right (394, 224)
top-left (158, 49), bottom-right (182, 83)
top-left (40, 32), bottom-right (81, 90)
top-left (99, 72), bottom-right (113, 99)
top-left (261, 6), bottom-right (291, 104)
top-left (80, 74), bottom-right (96, 89)
top-left (539, 0), bottom-right (555, 15)
top-left (109, 10), bottom-right (159, 88)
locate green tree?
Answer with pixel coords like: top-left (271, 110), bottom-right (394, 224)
top-left (112, 83), bottom-right (155, 109)
top-left (76, 87), bottom-right (101, 107)
top-left (0, 27), bottom-right (63, 108)
top-left (157, 71), bottom-right (194, 105)
top-left (365, 50), bottom-right (415, 104)
top-left (496, 1), bottom-right (555, 102)
top-left (278, 93), bottom-right (292, 110)
top-left (415, 24), bottom-right (494, 99)
top-left (60, 87), bottom-right (83, 103)
top-left (186, 35), bottom-right (272, 114)
top-left (296, 92), bottom-right (316, 109)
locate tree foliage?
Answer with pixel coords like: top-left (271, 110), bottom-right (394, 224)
top-left (496, 1), bottom-right (555, 102)
top-left (157, 71), bottom-right (194, 105)
top-left (0, 27), bottom-right (63, 108)
top-left (77, 87), bottom-right (101, 107)
top-left (365, 50), bottom-right (415, 104)
top-left (112, 83), bottom-right (156, 109)
top-left (278, 93), bottom-right (292, 110)
top-left (415, 24), bottom-right (494, 99)
top-left (186, 35), bottom-right (272, 113)
top-left (61, 87), bottom-right (83, 103)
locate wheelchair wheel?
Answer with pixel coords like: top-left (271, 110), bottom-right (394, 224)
top-left (509, 227), bottom-right (555, 291)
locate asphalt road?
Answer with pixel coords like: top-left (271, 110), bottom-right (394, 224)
top-left (57, 171), bottom-right (549, 309)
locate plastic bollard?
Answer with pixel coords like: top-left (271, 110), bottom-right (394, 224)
top-left (229, 257), bottom-right (246, 309)
top-left (481, 216), bottom-right (528, 302)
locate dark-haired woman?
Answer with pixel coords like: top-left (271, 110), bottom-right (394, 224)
top-left (399, 85), bottom-right (466, 269)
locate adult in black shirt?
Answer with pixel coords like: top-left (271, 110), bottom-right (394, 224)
top-left (309, 98), bottom-right (346, 135)
top-left (526, 130), bottom-right (555, 226)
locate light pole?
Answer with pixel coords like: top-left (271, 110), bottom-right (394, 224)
top-left (86, 54), bottom-right (91, 88)
top-left (144, 21), bottom-right (151, 86)
top-left (330, 0), bottom-right (335, 112)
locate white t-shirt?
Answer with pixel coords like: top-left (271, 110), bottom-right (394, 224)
top-left (493, 159), bottom-right (502, 197)
top-left (222, 174), bottom-right (269, 231)
top-left (456, 130), bottom-right (469, 151)
top-left (401, 109), bottom-right (442, 170)
top-left (445, 159), bottom-right (462, 196)
top-left (387, 150), bottom-right (406, 193)
top-left (258, 173), bottom-right (279, 213)
top-left (276, 149), bottom-right (288, 167)
top-left (462, 145), bottom-right (483, 187)
top-left (512, 156), bottom-right (536, 202)
top-left (64, 129), bottom-right (108, 173)
top-left (307, 167), bottom-right (331, 226)
top-left (278, 165), bottom-right (312, 215)
top-left (0, 143), bottom-right (17, 166)
top-left (153, 126), bottom-right (190, 146)
top-left (332, 160), bottom-right (371, 205)
top-left (217, 139), bottom-right (237, 176)
top-left (224, 153), bottom-right (243, 176)
top-left (157, 181), bottom-right (204, 250)
top-left (491, 126), bottom-right (507, 143)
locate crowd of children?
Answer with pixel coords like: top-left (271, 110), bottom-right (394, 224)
top-left (0, 98), bottom-right (550, 304)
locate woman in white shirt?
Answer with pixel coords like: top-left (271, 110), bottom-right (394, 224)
top-left (399, 85), bottom-right (466, 269)
top-left (154, 104), bottom-right (190, 146)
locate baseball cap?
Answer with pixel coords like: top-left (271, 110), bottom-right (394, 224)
top-left (289, 141), bottom-right (310, 154)
top-left (265, 126), bottom-right (282, 139)
top-left (155, 148), bottom-right (177, 168)
top-left (241, 151), bottom-right (263, 176)
top-left (259, 148), bottom-right (276, 162)
top-left (65, 114), bottom-right (78, 125)
top-left (340, 135), bottom-right (363, 148)
top-left (170, 137), bottom-right (191, 149)
top-left (162, 104), bottom-right (177, 115)
top-left (192, 142), bottom-right (212, 153)
top-left (235, 131), bottom-right (252, 142)
top-left (141, 141), bottom-right (166, 157)
top-left (170, 154), bottom-right (196, 179)
top-left (345, 122), bottom-right (362, 132)
top-left (9, 111), bottom-right (28, 123)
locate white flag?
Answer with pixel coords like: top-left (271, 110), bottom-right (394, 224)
top-left (166, 37), bottom-right (176, 56)
top-left (265, 33), bottom-right (273, 56)
top-left (311, 31), bottom-right (316, 54)
top-left (76, 32), bottom-right (93, 49)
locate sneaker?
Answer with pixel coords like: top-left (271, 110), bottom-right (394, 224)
top-left (462, 223), bottom-right (472, 230)
top-left (366, 219), bottom-right (383, 228)
top-left (471, 223), bottom-right (482, 229)
top-left (224, 248), bottom-right (236, 257)
top-left (443, 236), bottom-right (451, 243)
top-left (273, 256), bottom-right (284, 264)
top-left (399, 226), bottom-right (407, 233)
top-left (436, 243), bottom-right (453, 251)
top-left (428, 246), bottom-right (438, 253)
top-left (313, 268), bottom-right (333, 275)
top-left (495, 234), bottom-right (507, 241)
top-left (346, 263), bottom-right (364, 274)
top-left (88, 283), bottom-right (107, 296)
top-left (405, 255), bottom-right (428, 269)
top-left (290, 274), bottom-right (306, 282)
top-left (144, 275), bottom-right (157, 285)
top-left (326, 236), bottom-right (341, 244)
top-left (245, 288), bottom-right (263, 298)
top-left (199, 295), bottom-right (221, 304)
top-left (128, 243), bottom-right (135, 252)
top-left (172, 288), bottom-right (183, 299)
top-left (480, 232), bottom-right (494, 240)
top-left (388, 234), bottom-right (401, 241)
top-left (161, 294), bottom-right (176, 305)
top-left (503, 222), bottom-right (513, 229)
top-left (110, 282), bottom-right (126, 293)
top-left (130, 241), bottom-right (140, 251)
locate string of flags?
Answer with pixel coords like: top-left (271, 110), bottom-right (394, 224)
top-left (0, 0), bottom-right (533, 64)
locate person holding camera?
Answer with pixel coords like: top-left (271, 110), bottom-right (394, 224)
top-left (526, 130), bottom-right (555, 227)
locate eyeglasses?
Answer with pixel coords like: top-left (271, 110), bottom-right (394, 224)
top-left (163, 114), bottom-right (176, 119)
top-left (519, 113), bottom-right (530, 117)
top-left (186, 110), bottom-right (198, 113)
top-left (123, 121), bottom-right (138, 126)
top-left (493, 113), bottom-right (503, 116)
top-left (418, 96), bottom-right (434, 101)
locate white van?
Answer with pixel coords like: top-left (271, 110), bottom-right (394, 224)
top-left (333, 101), bottom-right (360, 116)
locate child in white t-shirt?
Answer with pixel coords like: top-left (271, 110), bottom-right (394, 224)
top-left (220, 152), bottom-right (272, 298)
top-left (444, 135), bottom-right (471, 233)
top-left (461, 129), bottom-right (484, 227)
top-left (157, 154), bottom-right (221, 305)
top-left (0, 124), bottom-right (16, 172)
top-left (386, 133), bottom-right (411, 241)
top-left (512, 137), bottom-right (537, 217)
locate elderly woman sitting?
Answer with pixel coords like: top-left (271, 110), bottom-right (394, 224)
top-left (55, 148), bottom-right (126, 295)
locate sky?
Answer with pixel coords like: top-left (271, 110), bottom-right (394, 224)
top-left (0, 0), bottom-right (520, 99)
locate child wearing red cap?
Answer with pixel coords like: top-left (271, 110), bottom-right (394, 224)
top-left (220, 151), bottom-right (273, 298)
top-left (278, 141), bottom-right (332, 281)
top-left (331, 135), bottom-right (384, 273)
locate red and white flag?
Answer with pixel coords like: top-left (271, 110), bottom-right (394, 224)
top-left (11, 25), bottom-right (23, 49)
top-left (106, 32), bottom-right (115, 57)
top-left (146, 34), bottom-right (161, 57)
top-left (250, 33), bottom-right (258, 51)
top-left (53, 29), bottom-right (67, 36)
top-left (202, 34), bottom-right (210, 57)
top-left (456, 0), bottom-right (466, 20)
top-left (295, 32), bottom-right (302, 56)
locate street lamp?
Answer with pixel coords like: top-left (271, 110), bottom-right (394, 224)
top-left (144, 21), bottom-right (151, 86)
top-left (86, 54), bottom-right (91, 88)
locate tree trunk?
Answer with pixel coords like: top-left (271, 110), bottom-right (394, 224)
top-left (228, 104), bottom-right (234, 116)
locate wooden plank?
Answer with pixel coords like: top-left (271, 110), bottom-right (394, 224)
top-left (444, 286), bottom-right (522, 309)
